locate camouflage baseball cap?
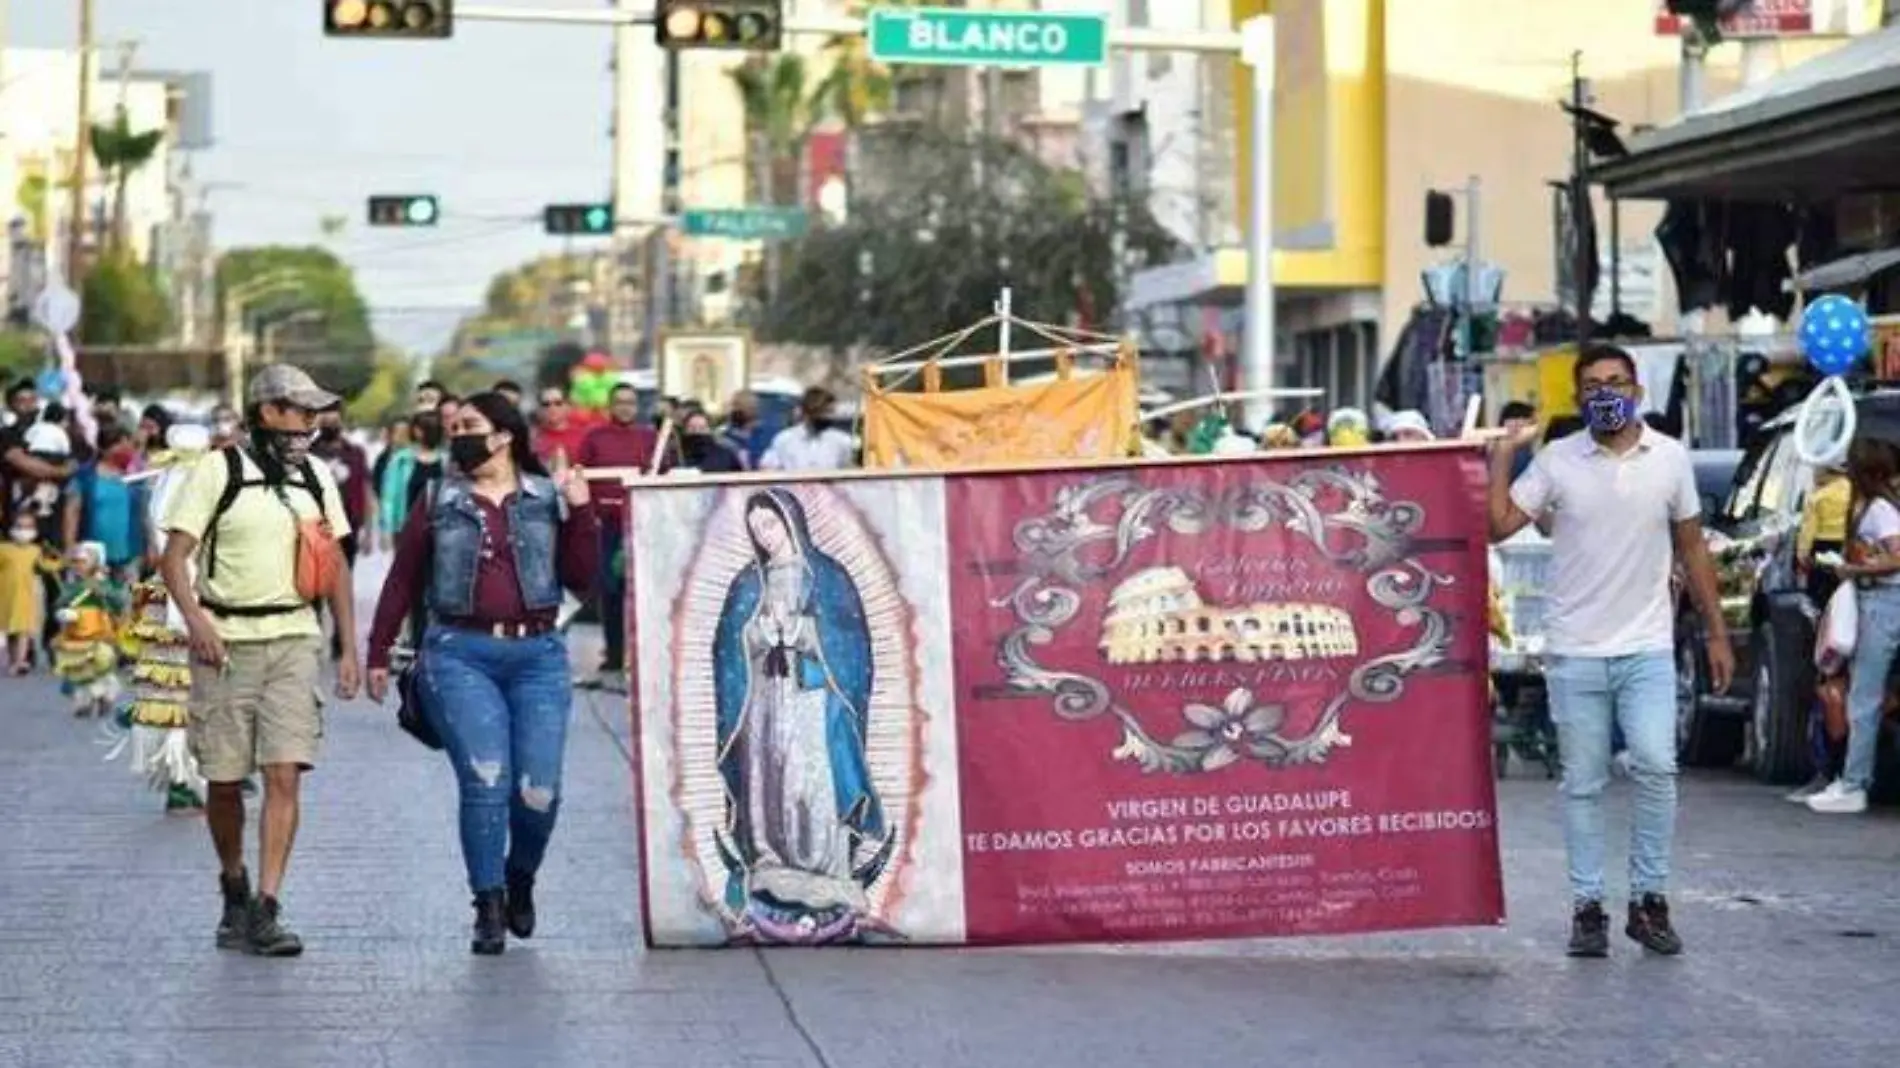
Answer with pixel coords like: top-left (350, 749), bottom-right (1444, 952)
top-left (248, 364), bottom-right (340, 412)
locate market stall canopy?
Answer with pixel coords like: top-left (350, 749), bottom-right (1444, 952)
top-left (1594, 24), bottom-right (1900, 201)
top-left (1784, 247), bottom-right (1900, 293)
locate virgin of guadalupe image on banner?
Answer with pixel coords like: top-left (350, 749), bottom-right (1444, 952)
top-left (632, 479), bottom-right (964, 947)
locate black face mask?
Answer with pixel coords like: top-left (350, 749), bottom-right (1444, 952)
top-left (250, 425), bottom-right (313, 470)
top-left (449, 433), bottom-right (497, 474)
top-left (316, 425), bottom-right (342, 445)
top-left (680, 432), bottom-right (713, 463)
top-left (726, 410), bottom-right (752, 429)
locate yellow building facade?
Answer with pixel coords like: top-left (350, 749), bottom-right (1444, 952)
top-left (1200, 0), bottom-right (1860, 410)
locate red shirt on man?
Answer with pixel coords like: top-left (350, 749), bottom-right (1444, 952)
top-left (578, 420), bottom-right (666, 515)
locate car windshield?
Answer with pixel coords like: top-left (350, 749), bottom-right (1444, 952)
top-left (1721, 435), bottom-right (1777, 524)
top-left (1721, 430), bottom-right (1807, 527)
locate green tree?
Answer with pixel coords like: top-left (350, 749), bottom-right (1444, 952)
top-left (218, 246), bottom-right (379, 400)
top-left (88, 108), bottom-right (165, 252)
top-left (80, 250), bottom-right (170, 345)
top-left (0, 330), bottom-right (45, 381)
top-left (763, 129), bottom-right (1182, 353)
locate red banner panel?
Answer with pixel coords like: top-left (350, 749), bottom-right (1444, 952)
top-left (944, 450), bottom-right (1499, 945)
top-left (630, 446), bottom-right (1501, 947)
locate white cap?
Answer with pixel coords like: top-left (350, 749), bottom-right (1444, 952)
top-left (167, 423), bottom-right (211, 452)
top-left (1387, 410), bottom-right (1435, 440)
top-left (24, 421), bottom-right (70, 457)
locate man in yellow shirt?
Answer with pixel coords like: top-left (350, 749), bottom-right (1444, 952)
top-left (159, 366), bottom-right (360, 958)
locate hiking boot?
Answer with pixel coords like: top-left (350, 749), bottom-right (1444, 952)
top-left (472, 889), bottom-right (507, 956)
top-left (505, 867), bottom-right (536, 939)
top-left (246, 896), bottom-right (305, 958)
top-left (216, 870), bottom-right (252, 950)
top-left (1626, 894), bottom-right (1684, 956)
top-left (1567, 900), bottom-right (1610, 958)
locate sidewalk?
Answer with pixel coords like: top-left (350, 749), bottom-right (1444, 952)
top-left (1, 620), bottom-right (1897, 1066)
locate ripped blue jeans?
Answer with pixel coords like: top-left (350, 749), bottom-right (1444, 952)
top-left (420, 627), bottom-right (573, 893)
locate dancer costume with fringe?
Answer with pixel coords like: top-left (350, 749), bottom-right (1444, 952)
top-left (100, 440), bottom-right (206, 811)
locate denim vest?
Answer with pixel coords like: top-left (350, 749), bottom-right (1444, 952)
top-left (428, 474), bottom-right (565, 617)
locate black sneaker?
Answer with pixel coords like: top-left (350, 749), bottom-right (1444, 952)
top-left (1626, 894), bottom-right (1684, 956)
top-left (1567, 900), bottom-right (1610, 958)
top-left (505, 867), bottom-right (536, 939)
top-left (472, 889), bottom-right (507, 956)
top-left (246, 896), bottom-right (305, 958)
top-left (216, 870), bottom-right (251, 950)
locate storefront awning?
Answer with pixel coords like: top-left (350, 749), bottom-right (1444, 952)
top-left (1594, 25), bottom-right (1900, 201)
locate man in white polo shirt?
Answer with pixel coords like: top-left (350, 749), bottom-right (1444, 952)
top-left (1489, 343), bottom-right (1732, 959)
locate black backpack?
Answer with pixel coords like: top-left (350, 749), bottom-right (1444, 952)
top-left (199, 446), bottom-right (328, 617)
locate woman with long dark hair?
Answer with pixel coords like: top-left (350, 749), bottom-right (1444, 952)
top-left (365, 392), bottom-right (599, 952)
top-left (1812, 437), bottom-right (1900, 814)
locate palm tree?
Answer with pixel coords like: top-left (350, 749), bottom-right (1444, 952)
top-left (728, 53), bottom-right (833, 305)
top-left (727, 52), bottom-right (832, 207)
top-left (88, 107), bottom-right (165, 253)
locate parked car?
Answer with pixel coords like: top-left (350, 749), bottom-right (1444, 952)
top-left (1490, 530), bottom-right (1558, 777)
top-left (1675, 396), bottom-right (1900, 792)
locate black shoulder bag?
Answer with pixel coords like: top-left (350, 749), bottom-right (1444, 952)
top-left (394, 482), bottom-right (443, 750)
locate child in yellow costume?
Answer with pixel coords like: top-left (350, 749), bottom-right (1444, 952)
top-left (0, 509), bottom-right (52, 674)
top-left (100, 423), bottom-right (209, 812)
top-left (52, 541), bottom-right (128, 716)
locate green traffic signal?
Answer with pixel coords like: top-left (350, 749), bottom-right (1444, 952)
top-left (544, 203), bottom-right (614, 237)
top-left (368, 195), bottom-right (440, 227)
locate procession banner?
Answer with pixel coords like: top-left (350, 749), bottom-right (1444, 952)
top-left (629, 444), bottom-right (1501, 947)
top-left (860, 354), bottom-right (1139, 469)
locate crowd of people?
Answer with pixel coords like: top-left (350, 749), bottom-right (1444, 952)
top-left (9, 342), bottom-right (1890, 966)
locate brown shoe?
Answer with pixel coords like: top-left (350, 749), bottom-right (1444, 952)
top-left (1625, 894), bottom-right (1684, 956)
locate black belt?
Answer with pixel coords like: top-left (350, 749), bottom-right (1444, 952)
top-left (202, 599), bottom-right (312, 618)
top-left (442, 618), bottom-right (555, 639)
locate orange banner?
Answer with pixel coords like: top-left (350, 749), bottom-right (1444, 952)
top-left (862, 353), bottom-right (1140, 469)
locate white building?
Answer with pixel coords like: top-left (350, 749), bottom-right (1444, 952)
top-left (1, 49), bottom-right (212, 342)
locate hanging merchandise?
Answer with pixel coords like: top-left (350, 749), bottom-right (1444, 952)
top-left (1792, 294), bottom-right (1873, 467)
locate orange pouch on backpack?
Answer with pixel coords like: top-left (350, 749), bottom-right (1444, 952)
top-left (293, 518), bottom-right (342, 602)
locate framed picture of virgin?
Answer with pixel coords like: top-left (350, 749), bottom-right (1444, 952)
top-left (660, 330), bottom-right (752, 415)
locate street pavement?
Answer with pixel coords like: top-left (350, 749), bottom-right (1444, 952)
top-left (2, 568), bottom-right (1899, 1067)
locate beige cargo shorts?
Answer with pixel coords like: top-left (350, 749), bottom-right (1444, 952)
top-left (188, 635), bottom-right (326, 783)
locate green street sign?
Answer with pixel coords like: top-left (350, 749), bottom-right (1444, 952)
top-left (680, 207), bottom-right (809, 240)
top-left (867, 6), bottom-right (1108, 68)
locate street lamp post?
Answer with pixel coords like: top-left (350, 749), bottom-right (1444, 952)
top-left (258, 309), bottom-right (323, 366)
top-left (220, 272), bottom-right (310, 407)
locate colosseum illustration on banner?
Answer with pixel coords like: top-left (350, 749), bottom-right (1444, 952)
top-left (1099, 566), bottom-right (1359, 665)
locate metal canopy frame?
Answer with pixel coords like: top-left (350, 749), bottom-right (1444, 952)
top-left (1595, 25), bottom-right (1900, 200)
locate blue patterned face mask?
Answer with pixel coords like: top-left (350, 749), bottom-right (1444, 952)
top-left (1581, 386), bottom-right (1637, 434)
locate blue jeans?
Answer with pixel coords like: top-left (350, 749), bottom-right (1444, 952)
top-left (420, 628), bottom-right (574, 893)
top-left (1845, 585), bottom-right (1900, 789)
top-left (1545, 651), bottom-right (1677, 904)
top-left (598, 518), bottom-right (625, 670)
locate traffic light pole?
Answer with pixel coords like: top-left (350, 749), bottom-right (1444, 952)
top-left (458, 4), bottom-right (1269, 400)
top-left (455, 5), bottom-right (1245, 55)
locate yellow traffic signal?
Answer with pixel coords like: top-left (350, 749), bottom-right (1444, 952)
top-left (325, 0), bottom-right (453, 39)
top-left (655, 1), bottom-right (781, 52)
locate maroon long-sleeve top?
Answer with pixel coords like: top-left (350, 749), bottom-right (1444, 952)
top-left (367, 490), bottom-right (599, 670)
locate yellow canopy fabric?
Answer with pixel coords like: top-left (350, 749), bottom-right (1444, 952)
top-left (862, 347), bottom-right (1140, 469)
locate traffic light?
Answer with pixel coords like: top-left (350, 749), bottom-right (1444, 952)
top-left (367, 195), bottom-right (440, 227)
top-left (655, 1), bottom-right (782, 51)
top-left (325, 0), bottom-right (453, 39)
top-left (544, 203), bottom-right (615, 237)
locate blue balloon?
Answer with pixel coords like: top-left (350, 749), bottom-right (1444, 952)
top-left (1799, 293), bottom-right (1872, 377)
top-left (34, 369), bottom-right (64, 398)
